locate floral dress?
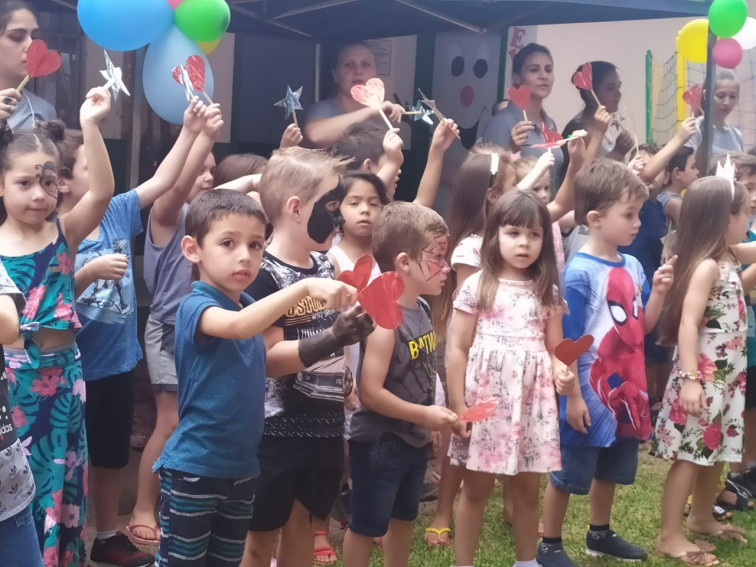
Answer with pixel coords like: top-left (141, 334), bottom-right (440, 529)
top-left (448, 272), bottom-right (561, 475)
top-left (652, 261), bottom-right (746, 464)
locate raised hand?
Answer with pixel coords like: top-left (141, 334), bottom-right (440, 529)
top-left (430, 118), bottom-right (459, 153)
top-left (510, 120), bottom-right (534, 151)
top-left (280, 123), bottom-right (303, 149)
top-left (183, 96), bottom-right (208, 134)
top-left (80, 86), bottom-right (112, 125)
top-left (202, 103), bottom-right (224, 139)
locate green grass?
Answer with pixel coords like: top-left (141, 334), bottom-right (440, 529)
top-left (327, 449), bottom-right (756, 566)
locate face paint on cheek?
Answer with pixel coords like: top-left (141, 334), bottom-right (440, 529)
top-left (419, 235), bottom-right (449, 280)
top-left (307, 178), bottom-right (346, 243)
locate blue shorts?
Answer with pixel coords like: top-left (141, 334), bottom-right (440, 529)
top-left (549, 440), bottom-right (639, 495)
top-left (645, 331), bottom-right (671, 365)
top-left (348, 434), bottom-right (429, 537)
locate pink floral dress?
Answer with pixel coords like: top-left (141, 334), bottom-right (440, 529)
top-left (652, 261), bottom-right (746, 464)
top-left (448, 272), bottom-right (562, 474)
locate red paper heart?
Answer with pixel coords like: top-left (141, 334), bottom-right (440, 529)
top-left (573, 62), bottom-right (593, 91)
top-left (26, 39), bottom-right (61, 78)
top-left (171, 66), bottom-right (182, 84)
top-left (541, 123), bottom-right (563, 145)
top-left (337, 255), bottom-right (373, 291)
top-left (683, 85), bottom-right (702, 114)
top-left (351, 77), bottom-right (385, 108)
top-left (555, 335), bottom-right (594, 366)
top-left (186, 55), bottom-right (206, 92)
top-left (460, 398), bottom-right (497, 422)
top-left (358, 272), bottom-right (404, 329)
top-left (507, 85), bottom-right (531, 111)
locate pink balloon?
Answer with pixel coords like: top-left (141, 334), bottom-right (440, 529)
top-left (713, 37), bottom-right (743, 68)
top-left (167, 0), bottom-right (184, 8)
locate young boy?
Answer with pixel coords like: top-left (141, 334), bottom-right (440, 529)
top-left (153, 190), bottom-right (356, 566)
top-left (658, 146), bottom-right (699, 231)
top-left (537, 159), bottom-right (675, 567)
top-left (342, 201), bottom-right (457, 567)
top-left (242, 147), bottom-right (374, 567)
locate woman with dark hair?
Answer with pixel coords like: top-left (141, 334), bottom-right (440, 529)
top-left (0, 1), bottom-right (56, 131)
top-left (303, 42), bottom-right (404, 148)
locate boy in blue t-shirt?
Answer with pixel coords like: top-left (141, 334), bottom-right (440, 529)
top-left (537, 160), bottom-right (675, 567)
top-left (153, 190), bottom-right (357, 567)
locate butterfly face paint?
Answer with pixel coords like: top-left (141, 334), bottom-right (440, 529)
top-left (419, 235), bottom-right (449, 280)
top-left (307, 177), bottom-right (345, 244)
top-left (38, 162), bottom-right (60, 198)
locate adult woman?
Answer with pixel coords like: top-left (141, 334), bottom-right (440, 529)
top-left (0, 1), bottom-right (56, 131)
top-left (303, 42), bottom-right (404, 148)
top-left (685, 69), bottom-right (743, 156)
top-left (481, 43), bottom-right (563, 181)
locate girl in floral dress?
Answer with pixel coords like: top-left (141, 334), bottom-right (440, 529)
top-left (653, 177), bottom-right (753, 565)
top-left (446, 190), bottom-right (575, 567)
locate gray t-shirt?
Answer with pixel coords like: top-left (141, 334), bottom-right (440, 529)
top-left (7, 91), bottom-right (56, 132)
top-left (305, 98), bottom-right (345, 122)
top-left (685, 116), bottom-right (743, 156)
top-left (143, 207), bottom-right (192, 324)
top-left (350, 299), bottom-right (436, 448)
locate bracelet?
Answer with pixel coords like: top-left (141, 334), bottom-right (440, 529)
top-left (678, 369), bottom-right (701, 381)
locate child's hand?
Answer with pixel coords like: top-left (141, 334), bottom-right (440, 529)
top-left (613, 130), bottom-right (634, 155)
top-left (183, 97), bottom-right (208, 134)
top-left (681, 378), bottom-right (704, 416)
top-left (430, 118), bottom-right (459, 153)
top-left (566, 396), bottom-right (591, 434)
top-left (652, 255), bottom-right (677, 294)
top-left (628, 154), bottom-right (646, 177)
top-left (80, 87), bottom-right (112, 125)
top-left (452, 414), bottom-right (471, 438)
top-left (306, 279), bottom-right (358, 310)
top-left (534, 149), bottom-right (555, 175)
top-left (421, 405), bottom-right (457, 430)
top-left (280, 123), bottom-right (303, 149)
top-left (554, 365), bottom-right (575, 396)
top-left (0, 88), bottom-right (20, 121)
top-left (381, 101), bottom-right (405, 124)
top-left (330, 304), bottom-right (375, 347)
top-left (202, 103), bottom-right (224, 139)
top-left (676, 116), bottom-right (697, 144)
top-left (383, 128), bottom-right (404, 167)
top-left (510, 120), bottom-right (534, 151)
top-left (593, 105), bottom-right (611, 134)
top-left (83, 253), bottom-right (128, 281)
top-left (566, 135), bottom-right (587, 170)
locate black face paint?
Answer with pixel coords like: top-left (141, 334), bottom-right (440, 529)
top-left (37, 162), bottom-right (59, 198)
top-left (307, 177), bottom-right (345, 244)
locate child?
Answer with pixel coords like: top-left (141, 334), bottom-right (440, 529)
top-left (685, 70), bottom-right (744, 156)
top-left (153, 189), bottom-right (357, 566)
top-left (537, 159), bottom-right (675, 567)
top-left (241, 147), bottom-right (374, 567)
top-left (447, 190), bottom-right (575, 567)
top-left (652, 177), bottom-right (751, 565)
top-left (0, 87), bottom-right (114, 565)
top-left (0, 261), bottom-right (43, 567)
top-left (128, 106), bottom-right (224, 545)
top-left (57, 97), bottom-right (209, 566)
top-left (342, 201), bottom-right (457, 567)
top-left (658, 145), bottom-right (698, 232)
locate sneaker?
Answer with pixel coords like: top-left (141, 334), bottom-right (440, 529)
top-left (536, 541), bottom-right (577, 567)
top-left (585, 530), bottom-right (647, 561)
top-left (90, 532), bottom-right (155, 567)
top-left (729, 469), bottom-right (756, 499)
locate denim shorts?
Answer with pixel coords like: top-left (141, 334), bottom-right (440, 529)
top-left (549, 440), bottom-right (639, 495)
top-left (645, 331), bottom-right (671, 365)
top-left (0, 505), bottom-right (44, 567)
top-left (348, 434), bottom-right (429, 537)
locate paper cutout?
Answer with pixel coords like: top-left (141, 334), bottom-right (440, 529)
top-left (716, 154), bottom-right (736, 198)
top-left (460, 398), bottom-right (497, 422)
top-left (100, 51), bottom-right (130, 101)
top-left (406, 100), bottom-right (433, 126)
top-left (359, 272), bottom-right (405, 329)
top-left (573, 62), bottom-right (601, 107)
top-left (351, 78), bottom-right (393, 129)
top-left (507, 85), bottom-right (531, 121)
top-left (683, 85), bottom-right (703, 115)
top-left (418, 88), bottom-right (461, 140)
top-left (337, 255), bottom-right (373, 292)
top-left (555, 335), bottom-right (594, 366)
top-left (18, 39), bottom-right (61, 92)
top-left (532, 127), bottom-right (587, 150)
top-left (274, 85), bottom-right (304, 127)
top-left (172, 64), bottom-right (195, 102)
top-left (185, 55), bottom-right (213, 104)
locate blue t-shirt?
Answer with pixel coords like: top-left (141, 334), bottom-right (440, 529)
top-left (155, 281), bottom-right (266, 479)
top-left (75, 190), bottom-right (143, 381)
top-left (618, 198), bottom-right (666, 285)
top-left (561, 252), bottom-right (651, 447)
top-left (743, 227), bottom-right (756, 368)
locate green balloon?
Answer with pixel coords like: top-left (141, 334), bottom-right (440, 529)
top-left (709, 0), bottom-right (748, 38)
top-left (174, 0), bottom-right (231, 43)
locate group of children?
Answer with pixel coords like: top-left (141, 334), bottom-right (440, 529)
top-left (1, 62), bottom-right (756, 567)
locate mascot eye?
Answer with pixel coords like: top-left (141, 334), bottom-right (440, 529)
top-left (449, 44), bottom-right (464, 77)
top-left (473, 59), bottom-right (488, 78)
top-left (609, 302), bottom-right (627, 324)
top-left (473, 42), bottom-right (491, 79)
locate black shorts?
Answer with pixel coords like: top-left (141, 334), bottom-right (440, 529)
top-left (747, 366), bottom-right (756, 409)
top-left (248, 436), bottom-right (344, 532)
top-left (85, 371), bottom-right (134, 469)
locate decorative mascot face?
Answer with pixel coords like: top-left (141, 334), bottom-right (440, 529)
top-left (606, 267), bottom-right (644, 348)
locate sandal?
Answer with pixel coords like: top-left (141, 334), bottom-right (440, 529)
top-left (126, 523), bottom-right (160, 546)
top-left (689, 524), bottom-right (748, 544)
top-left (424, 527), bottom-right (452, 547)
top-left (313, 530), bottom-right (338, 565)
top-left (658, 549), bottom-right (719, 565)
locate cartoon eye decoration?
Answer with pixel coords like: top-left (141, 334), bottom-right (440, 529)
top-left (449, 43), bottom-right (464, 77)
top-left (609, 301), bottom-right (627, 325)
top-left (473, 43), bottom-right (490, 79)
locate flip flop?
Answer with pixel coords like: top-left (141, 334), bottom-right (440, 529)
top-left (313, 530), bottom-right (338, 565)
top-left (658, 549), bottom-right (719, 565)
top-left (424, 527), bottom-right (452, 546)
top-left (690, 524), bottom-right (748, 544)
top-left (126, 523), bottom-right (160, 546)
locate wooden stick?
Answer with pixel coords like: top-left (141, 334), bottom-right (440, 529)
top-left (17, 75), bottom-right (30, 92)
top-left (292, 108), bottom-right (299, 128)
top-left (404, 110), bottom-right (422, 115)
top-left (634, 134), bottom-right (639, 157)
top-left (202, 90), bottom-right (214, 105)
top-left (523, 109), bottom-right (528, 122)
top-left (378, 107), bottom-right (393, 130)
top-left (590, 90), bottom-right (601, 107)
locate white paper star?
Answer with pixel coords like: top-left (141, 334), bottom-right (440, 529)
top-left (99, 50), bottom-right (130, 101)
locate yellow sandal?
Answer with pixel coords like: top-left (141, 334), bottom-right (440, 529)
top-left (424, 527), bottom-right (452, 547)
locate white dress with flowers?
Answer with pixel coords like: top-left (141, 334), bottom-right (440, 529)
top-left (652, 261), bottom-right (746, 465)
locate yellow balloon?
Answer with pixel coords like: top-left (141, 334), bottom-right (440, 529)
top-left (678, 18), bottom-right (709, 63)
top-left (198, 38), bottom-right (221, 54)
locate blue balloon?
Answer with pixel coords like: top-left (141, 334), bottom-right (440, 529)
top-left (143, 26), bottom-right (215, 125)
top-left (78, 0), bottom-right (173, 52)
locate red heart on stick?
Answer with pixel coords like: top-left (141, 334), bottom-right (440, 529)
top-left (541, 123), bottom-right (564, 145)
top-left (460, 398), bottom-right (497, 422)
top-left (507, 85), bottom-right (531, 111)
top-left (573, 62), bottom-right (593, 91)
top-left (171, 66), bottom-right (182, 84)
top-left (26, 39), bottom-right (61, 78)
top-left (358, 272), bottom-right (404, 329)
top-left (337, 255), bottom-right (373, 291)
top-left (555, 335), bottom-right (594, 366)
top-left (351, 77), bottom-right (385, 108)
top-left (683, 85), bottom-right (702, 114)
top-left (186, 55), bottom-right (206, 92)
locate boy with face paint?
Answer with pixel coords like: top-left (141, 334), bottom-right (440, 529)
top-left (242, 147), bottom-right (375, 567)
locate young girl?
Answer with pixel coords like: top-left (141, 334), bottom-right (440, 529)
top-left (686, 70), bottom-right (743, 156)
top-left (446, 190), bottom-right (574, 567)
top-left (0, 87), bottom-right (113, 565)
top-left (652, 177), bottom-right (750, 565)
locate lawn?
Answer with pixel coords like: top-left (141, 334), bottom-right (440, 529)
top-left (327, 448), bottom-right (756, 566)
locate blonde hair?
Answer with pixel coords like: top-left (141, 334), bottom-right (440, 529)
top-left (512, 156), bottom-right (538, 184)
top-left (259, 147), bottom-right (351, 225)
